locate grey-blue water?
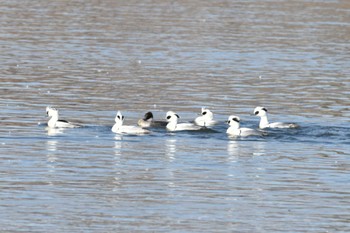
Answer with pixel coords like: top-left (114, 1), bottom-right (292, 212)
top-left (1, 0), bottom-right (350, 232)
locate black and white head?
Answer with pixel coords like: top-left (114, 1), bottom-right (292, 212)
top-left (227, 115), bottom-right (240, 126)
top-left (46, 106), bottom-right (58, 117)
top-left (166, 111), bottom-right (180, 122)
top-left (254, 106), bottom-right (268, 117)
top-left (200, 107), bottom-right (213, 119)
top-left (143, 112), bottom-right (154, 121)
top-left (115, 111), bottom-right (125, 124)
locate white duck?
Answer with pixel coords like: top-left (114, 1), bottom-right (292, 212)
top-left (226, 115), bottom-right (263, 137)
top-left (137, 111), bottom-right (167, 128)
top-left (254, 106), bottom-right (299, 129)
top-left (194, 107), bottom-right (218, 127)
top-left (112, 111), bottom-right (150, 135)
top-left (46, 106), bottom-right (81, 128)
top-left (166, 111), bottom-right (202, 131)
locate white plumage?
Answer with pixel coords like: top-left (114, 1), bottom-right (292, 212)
top-left (194, 107), bottom-right (218, 127)
top-left (46, 106), bottom-right (81, 128)
top-left (254, 106), bottom-right (299, 129)
top-left (112, 111), bottom-right (150, 135)
top-left (226, 115), bottom-right (263, 137)
top-left (166, 111), bottom-right (202, 131)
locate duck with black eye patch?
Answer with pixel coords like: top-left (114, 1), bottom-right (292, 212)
top-left (253, 106), bottom-right (299, 129)
top-left (46, 106), bottom-right (82, 128)
top-left (137, 111), bottom-right (167, 128)
top-left (112, 111), bottom-right (150, 135)
top-left (226, 115), bottom-right (264, 137)
top-left (166, 111), bottom-right (202, 131)
top-left (194, 107), bottom-right (218, 127)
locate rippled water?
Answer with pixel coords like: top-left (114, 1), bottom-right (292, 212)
top-left (1, 0), bottom-right (350, 232)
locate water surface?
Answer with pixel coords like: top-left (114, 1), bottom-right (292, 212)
top-left (1, 0), bottom-right (350, 232)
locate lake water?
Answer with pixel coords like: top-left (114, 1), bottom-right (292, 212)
top-left (1, 0), bottom-right (350, 232)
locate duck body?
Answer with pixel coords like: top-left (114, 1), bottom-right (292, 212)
top-left (226, 115), bottom-right (263, 137)
top-left (194, 108), bottom-right (218, 127)
top-left (254, 106), bottom-right (299, 129)
top-left (46, 106), bottom-right (81, 128)
top-left (266, 121), bottom-right (299, 129)
top-left (167, 122), bottom-right (202, 131)
top-left (226, 127), bottom-right (262, 137)
top-left (137, 112), bottom-right (167, 128)
top-left (112, 125), bottom-right (150, 134)
top-left (166, 111), bottom-right (202, 131)
top-left (112, 111), bottom-right (150, 135)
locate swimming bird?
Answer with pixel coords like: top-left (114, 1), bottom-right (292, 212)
top-left (194, 107), bottom-right (218, 127)
top-left (46, 106), bottom-right (81, 128)
top-left (226, 115), bottom-right (263, 137)
top-left (166, 111), bottom-right (202, 131)
top-left (253, 106), bottom-right (299, 129)
top-left (112, 111), bottom-right (150, 135)
top-left (137, 111), bottom-right (167, 128)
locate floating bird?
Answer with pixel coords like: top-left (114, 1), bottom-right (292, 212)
top-left (254, 106), bottom-right (299, 129)
top-left (166, 111), bottom-right (202, 131)
top-left (46, 106), bottom-right (81, 128)
top-left (112, 111), bottom-right (150, 135)
top-left (226, 115), bottom-right (264, 137)
top-left (194, 107), bottom-right (218, 127)
top-left (137, 111), bottom-right (167, 128)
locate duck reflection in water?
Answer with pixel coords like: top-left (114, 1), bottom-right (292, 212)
top-left (165, 138), bottom-right (177, 162)
top-left (46, 127), bottom-right (65, 136)
top-left (227, 140), bottom-right (267, 157)
top-left (114, 135), bottom-right (123, 157)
